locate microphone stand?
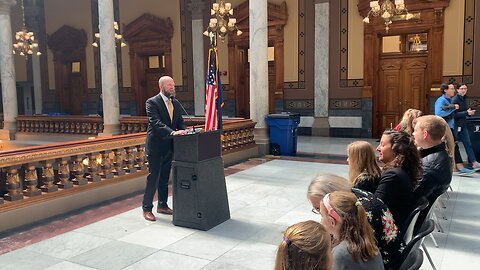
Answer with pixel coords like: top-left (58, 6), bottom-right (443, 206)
top-left (171, 96), bottom-right (196, 134)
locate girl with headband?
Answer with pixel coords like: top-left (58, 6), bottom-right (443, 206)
top-left (320, 191), bottom-right (384, 270)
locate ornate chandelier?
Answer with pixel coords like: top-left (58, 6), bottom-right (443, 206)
top-left (363, 0), bottom-right (413, 32)
top-left (203, 1), bottom-right (242, 46)
top-left (13, 0), bottom-right (41, 57)
top-left (92, 21), bottom-right (126, 48)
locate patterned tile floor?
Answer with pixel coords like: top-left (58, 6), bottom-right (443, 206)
top-left (0, 136), bottom-right (479, 269)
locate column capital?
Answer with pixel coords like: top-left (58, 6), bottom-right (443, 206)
top-left (188, 0), bottom-right (206, 20)
top-left (0, 0), bottom-right (16, 15)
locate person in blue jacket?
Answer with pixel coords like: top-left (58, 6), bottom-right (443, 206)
top-left (434, 83), bottom-right (474, 175)
top-left (452, 83), bottom-right (479, 170)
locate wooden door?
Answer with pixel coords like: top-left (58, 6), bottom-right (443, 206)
top-left (268, 61), bottom-right (276, 113)
top-left (377, 56), bottom-right (427, 135)
top-left (236, 49), bottom-right (249, 118)
top-left (144, 67), bottom-right (165, 100)
top-left (68, 68), bottom-right (86, 115)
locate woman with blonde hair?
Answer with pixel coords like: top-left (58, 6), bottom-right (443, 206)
top-left (274, 220), bottom-right (332, 270)
top-left (394, 108), bottom-right (423, 135)
top-left (347, 141), bottom-right (381, 193)
top-left (319, 191), bottom-right (384, 269)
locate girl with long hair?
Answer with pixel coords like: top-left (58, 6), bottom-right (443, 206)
top-left (395, 108), bottom-right (423, 135)
top-left (320, 191), bottom-right (384, 270)
top-left (347, 141), bottom-right (382, 193)
top-left (274, 220), bottom-right (332, 270)
top-left (376, 129), bottom-right (421, 226)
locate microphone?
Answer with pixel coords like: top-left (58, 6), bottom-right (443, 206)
top-left (171, 96), bottom-right (196, 134)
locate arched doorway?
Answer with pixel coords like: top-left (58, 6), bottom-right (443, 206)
top-left (228, 1), bottom-right (287, 118)
top-left (123, 14), bottom-right (174, 116)
top-left (48, 25), bottom-right (88, 115)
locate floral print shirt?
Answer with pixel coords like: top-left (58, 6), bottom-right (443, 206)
top-left (352, 188), bottom-right (403, 270)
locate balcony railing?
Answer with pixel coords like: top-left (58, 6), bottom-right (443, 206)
top-left (1, 118), bottom-right (257, 210)
top-left (0, 133), bottom-right (147, 210)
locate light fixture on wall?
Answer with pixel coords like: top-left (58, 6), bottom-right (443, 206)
top-left (203, 1), bottom-right (242, 46)
top-left (92, 21), bottom-right (127, 48)
top-left (13, 0), bottom-right (41, 57)
top-left (363, 0), bottom-right (413, 32)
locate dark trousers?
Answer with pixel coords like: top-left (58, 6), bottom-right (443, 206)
top-left (451, 128), bottom-right (463, 164)
top-left (142, 152), bottom-right (173, 212)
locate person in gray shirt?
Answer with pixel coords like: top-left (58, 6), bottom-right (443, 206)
top-left (320, 191), bottom-right (384, 270)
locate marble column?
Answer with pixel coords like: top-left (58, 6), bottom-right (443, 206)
top-left (0, 0), bottom-right (18, 140)
top-left (312, 1), bottom-right (330, 136)
top-left (189, 0), bottom-right (205, 116)
top-left (98, 0), bottom-right (120, 136)
top-left (24, 2), bottom-right (43, 114)
top-left (249, 0), bottom-right (269, 155)
top-left (32, 48), bottom-right (42, 114)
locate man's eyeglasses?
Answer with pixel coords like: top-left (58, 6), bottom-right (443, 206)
top-left (311, 208), bottom-right (320, 215)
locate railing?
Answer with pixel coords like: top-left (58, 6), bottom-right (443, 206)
top-left (1, 118), bottom-right (257, 207)
top-left (17, 115), bottom-right (103, 135)
top-left (0, 133), bottom-right (147, 208)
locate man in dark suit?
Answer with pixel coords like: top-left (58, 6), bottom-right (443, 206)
top-left (142, 76), bottom-right (188, 221)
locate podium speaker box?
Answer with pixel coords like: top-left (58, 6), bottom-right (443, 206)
top-left (172, 130), bottom-right (230, 231)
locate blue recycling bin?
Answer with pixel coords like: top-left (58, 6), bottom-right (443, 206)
top-left (466, 117), bottom-right (480, 161)
top-left (266, 113), bottom-right (301, 156)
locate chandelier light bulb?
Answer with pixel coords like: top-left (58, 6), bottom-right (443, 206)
top-left (382, 11), bottom-right (391, 19)
top-left (36, 51), bottom-right (41, 56)
top-left (205, 1), bottom-right (241, 45)
top-left (92, 21), bottom-right (127, 48)
top-left (363, 17), bottom-right (370, 23)
top-left (20, 51), bottom-right (25, 56)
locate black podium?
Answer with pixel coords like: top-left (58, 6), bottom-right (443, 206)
top-left (171, 130), bottom-right (230, 230)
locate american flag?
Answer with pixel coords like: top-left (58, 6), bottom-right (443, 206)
top-left (205, 48), bottom-right (223, 131)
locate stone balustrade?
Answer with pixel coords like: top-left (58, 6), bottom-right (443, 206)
top-left (16, 115), bottom-right (103, 134)
top-left (0, 117), bottom-right (257, 208)
top-left (0, 133), bottom-right (147, 209)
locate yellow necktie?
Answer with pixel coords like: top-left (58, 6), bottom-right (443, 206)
top-left (166, 99), bottom-right (174, 121)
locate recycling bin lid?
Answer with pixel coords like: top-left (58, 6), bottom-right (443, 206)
top-left (266, 112), bottom-right (301, 119)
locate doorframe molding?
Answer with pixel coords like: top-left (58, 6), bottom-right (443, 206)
top-left (48, 25), bottom-right (88, 114)
top-left (123, 14), bottom-right (174, 115)
top-left (363, 2), bottom-right (449, 135)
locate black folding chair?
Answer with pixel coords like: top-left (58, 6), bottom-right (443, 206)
top-left (400, 197), bottom-right (429, 243)
top-left (399, 249), bottom-right (424, 270)
top-left (398, 219), bottom-right (435, 265)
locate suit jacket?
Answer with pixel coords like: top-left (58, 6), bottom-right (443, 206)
top-left (374, 167), bottom-right (414, 227)
top-left (145, 94), bottom-right (186, 157)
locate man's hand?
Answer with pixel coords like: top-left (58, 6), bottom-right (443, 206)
top-left (454, 104), bottom-right (460, 110)
top-left (172, 130), bottom-right (188, 136)
top-left (467, 108), bottom-right (476, 116)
